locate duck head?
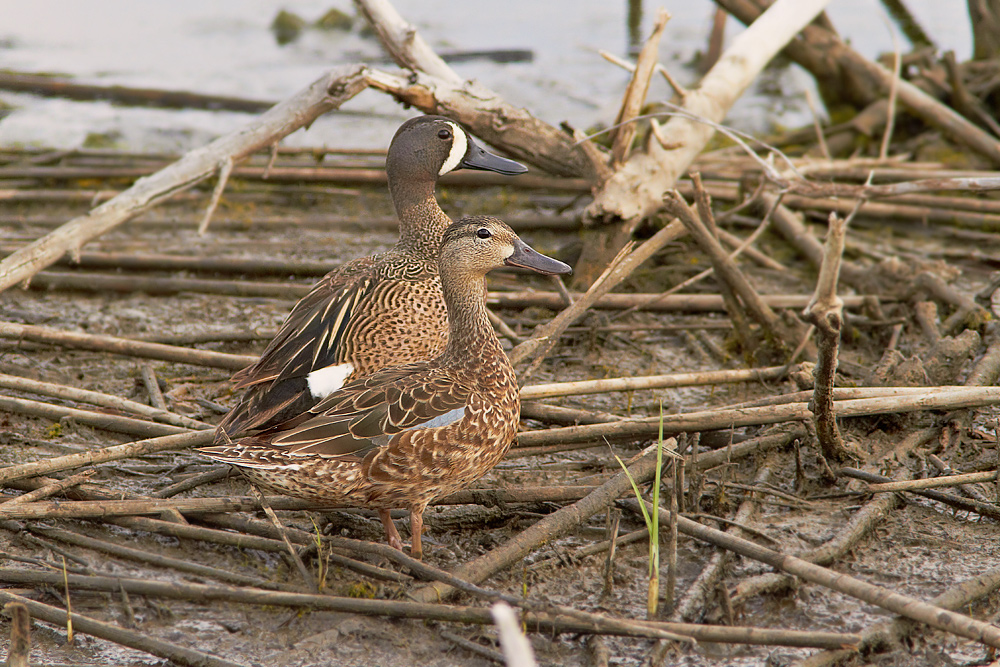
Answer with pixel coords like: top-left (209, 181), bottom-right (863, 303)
top-left (387, 116), bottom-right (528, 181)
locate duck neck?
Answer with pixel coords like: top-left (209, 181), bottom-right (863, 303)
top-left (439, 269), bottom-right (504, 367)
top-left (389, 175), bottom-right (452, 257)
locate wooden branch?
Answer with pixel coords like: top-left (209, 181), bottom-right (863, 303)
top-left (491, 290), bottom-right (879, 312)
top-left (519, 365), bottom-right (794, 400)
top-left (0, 591), bottom-right (243, 667)
top-left (492, 603), bottom-right (540, 667)
top-left (0, 65), bottom-right (368, 292)
top-left (802, 213), bottom-right (858, 462)
top-left (0, 321), bottom-right (257, 370)
top-left (624, 498), bottom-right (1000, 649)
top-left (0, 395), bottom-right (190, 439)
top-left (663, 188), bottom-right (808, 353)
top-left (587, 0), bottom-right (832, 222)
top-left (610, 10), bottom-right (671, 166)
top-left (718, 0), bottom-right (1000, 166)
top-left (354, 0), bottom-right (462, 84)
top-left (0, 569), bottom-right (861, 647)
top-left (0, 373), bottom-right (210, 430)
top-left (512, 387), bottom-right (1000, 448)
top-left (840, 468), bottom-right (1000, 522)
top-left (865, 470), bottom-right (998, 493)
top-left (366, 68), bottom-right (599, 179)
top-left (0, 430), bottom-right (215, 487)
top-left (409, 444), bottom-right (666, 603)
top-left (508, 222), bottom-right (686, 370)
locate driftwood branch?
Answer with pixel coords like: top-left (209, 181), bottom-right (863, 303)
top-left (0, 65), bottom-right (368, 292)
top-left (624, 498), bottom-right (1000, 649)
top-left (586, 0), bottom-right (833, 223)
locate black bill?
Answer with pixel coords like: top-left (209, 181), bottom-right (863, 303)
top-left (505, 238), bottom-right (572, 276)
top-left (461, 137), bottom-right (529, 175)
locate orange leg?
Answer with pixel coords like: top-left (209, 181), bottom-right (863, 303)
top-left (378, 509), bottom-right (404, 552)
top-left (409, 508), bottom-right (424, 560)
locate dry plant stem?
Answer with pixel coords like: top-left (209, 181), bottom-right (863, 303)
top-left (0, 591), bottom-right (243, 667)
top-left (587, 635), bottom-right (610, 667)
top-left (915, 271), bottom-right (991, 336)
top-left (673, 462), bottom-right (773, 622)
top-left (152, 466), bottom-right (230, 498)
top-left (0, 321), bottom-right (257, 370)
top-left (509, 221), bottom-right (686, 374)
top-left (514, 386), bottom-right (1000, 448)
top-left (354, 0), bottom-right (462, 84)
top-left (491, 290), bottom-right (877, 313)
top-left (610, 10), bottom-right (671, 166)
top-left (717, 0), bottom-right (1000, 165)
top-left (624, 498), bottom-right (1000, 649)
top-left (4, 601), bottom-right (30, 667)
top-left (730, 479), bottom-right (905, 609)
top-left (757, 193), bottom-right (866, 288)
top-left (249, 483), bottom-right (319, 594)
top-left (198, 156), bottom-right (233, 234)
top-left (865, 470), bottom-right (998, 492)
top-left (666, 459), bottom-right (679, 610)
top-left (0, 487), bottom-right (602, 521)
top-left (27, 269), bottom-right (311, 299)
top-left (139, 364), bottom-right (167, 410)
top-left (802, 213), bottom-right (855, 462)
top-left (664, 188), bottom-right (804, 351)
top-left (0, 395), bottom-right (191, 439)
top-left (520, 365), bottom-right (794, 400)
top-left (0, 429), bottom-right (214, 487)
top-left (837, 473), bottom-right (1000, 521)
top-left (0, 65), bottom-right (368, 292)
top-left (795, 564), bottom-right (1000, 667)
top-left (0, 568), bottom-right (861, 648)
top-left (1, 472), bottom-right (94, 505)
top-left (439, 629), bottom-right (505, 664)
top-left (8, 475), bottom-right (408, 583)
top-left (26, 523), bottom-right (289, 590)
top-left (965, 336), bottom-right (1000, 387)
top-left (409, 444), bottom-right (666, 604)
top-left (587, 0), bottom-right (832, 222)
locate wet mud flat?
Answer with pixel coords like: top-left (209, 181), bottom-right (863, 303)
top-left (0, 148), bottom-right (999, 667)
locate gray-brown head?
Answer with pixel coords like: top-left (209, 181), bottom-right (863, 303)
top-left (386, 116), bottom-right (528, 183)
top-left (439, 216), bottom-right (572, 280)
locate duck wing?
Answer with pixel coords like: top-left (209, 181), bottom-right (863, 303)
top-left (231, 258), bottom-right (376, 389)
top-left (267, 365), bottom-right (473, 459)
top-left (215, 258), bottom-right (377, 438)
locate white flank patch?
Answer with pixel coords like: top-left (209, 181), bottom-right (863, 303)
top-left (307, 362), bottom-right (355, 398)
top-left (438, 121), bottom-right (468, 175)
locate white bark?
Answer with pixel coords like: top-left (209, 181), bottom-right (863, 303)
top-left (0, 65), bottom-right (368, 293)
top-left (587, 0), bottom-right (833, 222)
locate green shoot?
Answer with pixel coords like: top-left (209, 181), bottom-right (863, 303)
top-left (613, 402), bottom-right (665, 619)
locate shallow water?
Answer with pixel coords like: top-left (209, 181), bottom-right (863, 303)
top-left (0, 0), bottom-right (973, 152)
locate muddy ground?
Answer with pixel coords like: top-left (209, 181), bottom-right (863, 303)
top-left (1, 173), bottom-right (999, 667)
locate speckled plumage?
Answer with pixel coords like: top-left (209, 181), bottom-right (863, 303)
top-left (215, 117), bottom-right (526, 441)
top-left (200, 217), bottom-right (572, 557)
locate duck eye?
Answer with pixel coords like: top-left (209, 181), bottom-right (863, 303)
top-left (438, 128), bottom-right (452, 140)
top-left (476, 228), bottom-right (492, 239)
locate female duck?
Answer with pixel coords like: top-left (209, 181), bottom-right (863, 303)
top-left (200, 217), bottom-right (570, 558)
top-left (216, 117), bottom-right (526, 441)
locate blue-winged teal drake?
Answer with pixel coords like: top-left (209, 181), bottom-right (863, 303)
top-left (215, 117), bottom-right (527, 442)
top-left (200, 216), bottom-right (572, 558)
